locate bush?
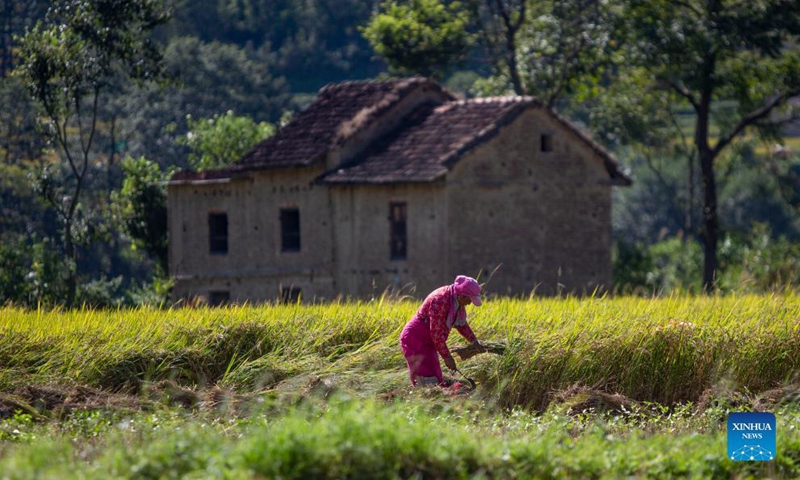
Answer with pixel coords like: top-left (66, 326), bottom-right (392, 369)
top-left (613, 225), bottom-right (800, 295)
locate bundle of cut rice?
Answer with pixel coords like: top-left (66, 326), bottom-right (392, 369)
top-left (451, 341), bottom-right (506, 361)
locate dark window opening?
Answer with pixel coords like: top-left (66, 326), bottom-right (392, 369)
top-left (280, 208), bottom-right (301, 252)
top-left (208, 212), bottom-right (228, 254)
top-left (390, 202), bottom-right (407, 260)
top-left (541, 134), bottom-right (553, 152)
top-left (280, 286), bottom-right (302, 303)
top-left (209, 290), bottom-right (230, 306)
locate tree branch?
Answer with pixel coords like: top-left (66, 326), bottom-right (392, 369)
top-left (665, 0), bottom-right (703, 17)
top-left (712, 90), bottom-right (800, 157)
top-left (663, 78), bottom-right (699, 110)
top-left (643, 150), bottom-right (676, 195)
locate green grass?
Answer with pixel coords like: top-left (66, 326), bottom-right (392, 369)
top-left (2, 398), bottom-right (800, 479)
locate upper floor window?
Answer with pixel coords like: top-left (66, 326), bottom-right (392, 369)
top-left (280, 208), bottom-right (301, 252)
top-left (208, 212), bottom-right (228, 255)
top-left (541, 134), bottom-right (554, 152)
top-left (389, 202), bottom-right (407, 260)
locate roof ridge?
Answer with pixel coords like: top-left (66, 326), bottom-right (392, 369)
top-left (448, 96), bottom-right (539, 106)
top-left (331, 77), bottom-right (455, 146)
top-left (318, 76), bottom-right (431, 96)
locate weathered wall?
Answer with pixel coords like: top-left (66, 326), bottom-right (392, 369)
top-left (168, 107), bottom-right (617, 303)
top-left (168, 166), bottom-right (336, 303)
top-left (329, 183), bottom-right (448, 298)
top-left (445, 108), bottom-right (613, 296)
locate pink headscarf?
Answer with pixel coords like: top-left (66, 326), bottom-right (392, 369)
top-left (446, 275), bottom-right (482, 328)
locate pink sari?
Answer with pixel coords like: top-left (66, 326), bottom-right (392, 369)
top-left (399, 316), bottom-right (444, 385)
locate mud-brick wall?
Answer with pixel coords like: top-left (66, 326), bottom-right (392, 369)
top-left (329, 183), bottom-right (448, 299)
top-left (168, 166), bottom-right (337, 303)
top-left (445, 108), bottom-right (613, 296)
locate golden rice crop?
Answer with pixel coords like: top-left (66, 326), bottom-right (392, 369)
top-left (2, 293), bottom-right (799, 407)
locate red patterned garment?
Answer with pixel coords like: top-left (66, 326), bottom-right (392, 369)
top-left (413, 285), bottom-right (477, 359)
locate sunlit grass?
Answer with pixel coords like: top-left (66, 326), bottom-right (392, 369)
top-left (2, 294), bottom-right (800, 408)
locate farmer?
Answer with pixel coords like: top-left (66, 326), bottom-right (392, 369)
top-left (400, 275), bottom-right (485, 387)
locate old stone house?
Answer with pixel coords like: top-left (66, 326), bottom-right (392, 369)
top-left (167, 77), bottom-right (630, 304)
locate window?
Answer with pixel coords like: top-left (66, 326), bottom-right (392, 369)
top-left (389, 202), bottom-right (407, 260)
top-left (541, 134), bottom-right (553, 152)
top-left (280, 286), bottom-right (302, 303)
top-left (208, 212), bottom-right (228, 254)
top-left (209, 290), bottom-right (230, 306)
top-left (280, 208), bottom-right (301, 252)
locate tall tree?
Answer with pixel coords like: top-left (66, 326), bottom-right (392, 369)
top-left (515, 0), bottom-right (621, 108)
top-left (466, 0), bottom-right (527, 94)
top-left (624, 0), bottom-right (800, 292)
top-left (364, 0), bottom-right (619, 108)
top-left (362, 0), bottom-right (474, 79)
top-left (16, 0), bottom-right (168, 307)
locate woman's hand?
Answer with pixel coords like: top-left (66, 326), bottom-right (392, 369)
top-left (444, 356), bottom-right (457, 371)
top-left (473, 340), bottom-right (487, 353)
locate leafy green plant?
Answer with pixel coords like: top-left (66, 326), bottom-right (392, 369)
top-left (362, 0), bottom-right (473, 79)
top-left (177, 111), bottom-right (275, 171)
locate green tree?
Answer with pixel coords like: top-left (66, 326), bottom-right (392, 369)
top-left (514, 0), bottom-right (621, 108)
top-left (466, 0), bottom-right (528, 94)
top-left (0, 235), bottom-right (65, 307)
top-left (111, 156), bottom-right (174, 276)
top-left (15, 0), bottom-right (168, 307)
top-left (178, 111), bottom-right (276, 171)
top-left (623, 0), bottom-right (800, 292)
top-left (365, 0), bottom-right (619, 108)
top-left (362, 0), bottom-right (473, 79)
top-left (117, 37), bottom-right (290, 169)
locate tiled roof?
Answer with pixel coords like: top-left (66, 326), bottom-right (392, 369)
top-left (318, 96), bottom-right (631, 185)
top-left (319, 98), bottom-right (536, 184)
top-left (169, 78), bottom-right (630, 186)
top-left (240, 77), bottom-right (452, 168)
top-left (171, 77), bottom-right (452, 183)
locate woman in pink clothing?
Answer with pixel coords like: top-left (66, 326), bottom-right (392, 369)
top-left (400, 275), bottom-right (485, 386)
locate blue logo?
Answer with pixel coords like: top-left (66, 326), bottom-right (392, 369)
top-left (727, 412), bottom-right (776, 461)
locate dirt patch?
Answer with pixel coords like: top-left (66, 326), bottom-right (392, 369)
top-left (753, 385), bottom-right (800, 411)
top-left (695, 387), bottom-right (753, 413)
top-left (0, 393), bottom-right (40, 419)
top-left (550, 385), bottom-right (639, 416)
top-left (1, 384), bottom-right (141, 418)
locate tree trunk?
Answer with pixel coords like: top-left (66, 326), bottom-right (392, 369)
top-left (699, 148), bottom-right (718, 292)
top-left (506, 32), bottom-right (523, 95)
top-left (64, 216), bottom-right (76, 307)
top-left (695, 57), bottom-right (718, 293)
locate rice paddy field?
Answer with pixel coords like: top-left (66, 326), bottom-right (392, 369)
top-left (3, 294), bottom-right (800, 479)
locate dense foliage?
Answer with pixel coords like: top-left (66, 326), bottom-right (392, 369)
top-left (0, 0), bottom-right (800, 306)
